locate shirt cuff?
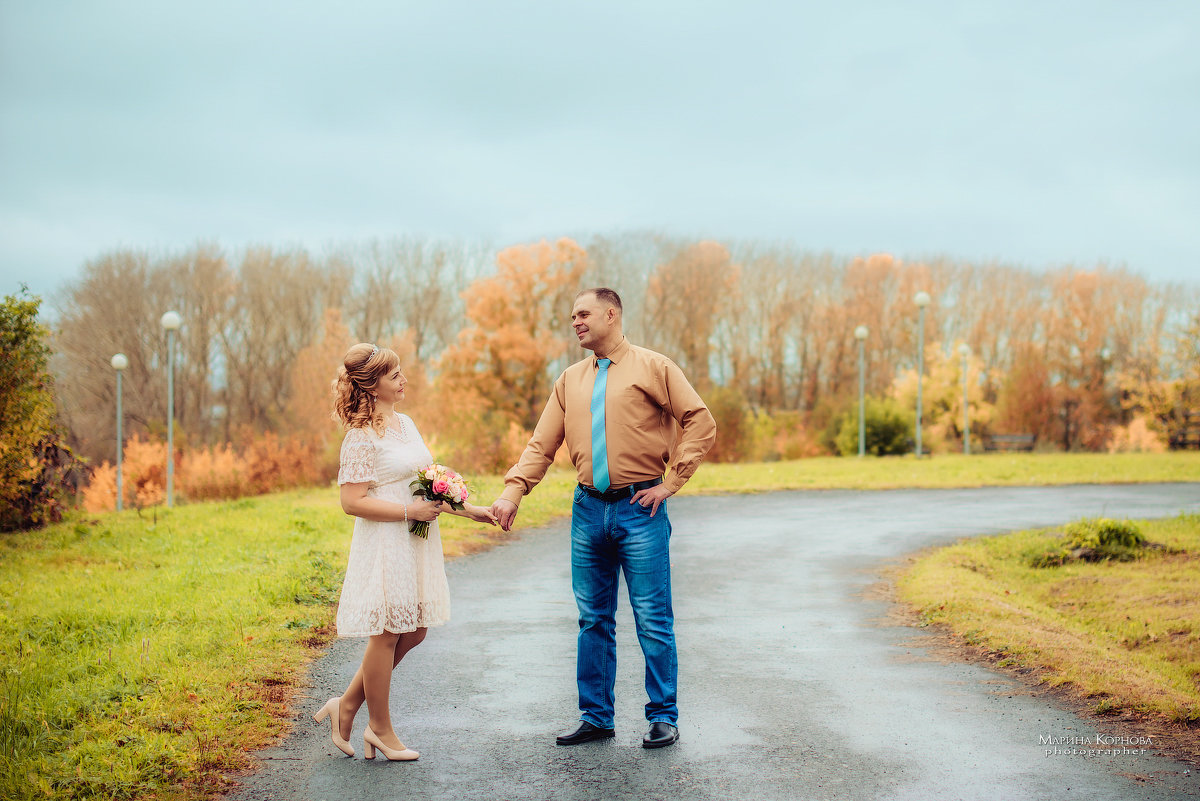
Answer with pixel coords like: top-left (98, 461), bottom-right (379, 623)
top-left (663, 474), bottom-right (687, 494)
top-left (499, 486), bottom-right (525, 506)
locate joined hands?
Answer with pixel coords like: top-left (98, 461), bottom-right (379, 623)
top-left (491, 499), bottom-right (518, 532)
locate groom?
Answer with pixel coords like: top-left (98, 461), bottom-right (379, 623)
top-left (492, 287), bottom-right (716, 749)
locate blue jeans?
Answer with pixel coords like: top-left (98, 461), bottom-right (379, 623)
top-left (571, 485), bottom-right (677, 729)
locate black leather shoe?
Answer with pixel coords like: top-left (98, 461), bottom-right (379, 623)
top-left (556, 721), bottom-right (616, 746)
top-left (642, 722), bottom-right (679, 749)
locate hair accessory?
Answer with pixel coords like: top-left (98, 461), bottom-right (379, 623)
top-left (370, 345), bottom-right (379, 357)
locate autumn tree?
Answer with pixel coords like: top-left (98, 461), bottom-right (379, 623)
top-left (994, 343), bottom-right (1057, 443)
top-left (1120, 303), bottom-right (1200, 447)
top-left (44, 232), bottom-right (1198, 469)
top-left (438, 237), bottom-right (589, 434)
top-left (644, 240), bottom-right (739, 389)
top-left (583, 230), bottom-right (674, 345)
top-left (714, 244), bottom-right (821, 409)
top-left (284, 307), bottom-right (353, 450)
top-left (1041, 268), bottom-right (1135, 449)
top-left (891, 341), bottom-right (996, 452)
top-left (219, 246), bottom-right (350, 439)
top-left (53, 245), bottom-right (236, 464)
top-left (1, 288), bottom-right (81, 529)
top-left (346, 237), bottom-right (481, 360)
top-left (839, 253), bottom-right (929, 400)
top-left (54, 248), bottom-right (158, 464)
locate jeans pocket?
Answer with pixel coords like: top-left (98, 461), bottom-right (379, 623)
top-left (636, 497), bottom-right (664, 515)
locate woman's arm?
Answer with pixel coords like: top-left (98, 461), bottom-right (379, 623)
top-left (438, 501), bottom-right (499, 525)
top-left (340, 483), bottom-right (442, 523)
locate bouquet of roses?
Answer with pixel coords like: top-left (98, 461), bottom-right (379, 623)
top-left (408, 463), bottom-right (470, 538)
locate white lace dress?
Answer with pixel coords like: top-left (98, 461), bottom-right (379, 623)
top-left (335, 412), bottom-right (451, 637)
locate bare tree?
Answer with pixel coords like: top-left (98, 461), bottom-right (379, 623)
top-left (219, 247), bottom-right (349, 438)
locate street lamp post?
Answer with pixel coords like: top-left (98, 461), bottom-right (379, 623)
top-left (914, 291), bottom-right (931, 457)
top-left (855, 325), bottom-right (869, 457)
top-left (111, 353), bottom-right (128, 510)
top-left (958, 343), bottom-right (971, 455)
top-left (161, 310), bottom-right (182, 507)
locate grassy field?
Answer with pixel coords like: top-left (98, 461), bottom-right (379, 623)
top-left (679, 451), bottom-right (1200, 493)
top-left (898, 514), bottom-right (1200, 741)
top-left (0, 451), bottom-right (1197, 799)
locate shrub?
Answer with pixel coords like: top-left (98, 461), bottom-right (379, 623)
top-left (744, 409), bottom-right (825, 461)
top-left (81, 433), bottom-right (336, 511)
top-left (81, 435), bottom-right (167, 512)
top-left (242, 432), bottom-right (330, 494)
top-left (703, 386), bottom-right (752, 462)
top-left (1106, 415), bottom-right (1167, 453)
top-left (1027, 518), bottom-right (1148, 567)
top-left (1064, 517), bottom-right (1145, 550)
top-left (833, 396), bottom-right (914, 456)
top-left (180, 443), bottom-right (249, 501)
top-left (0, 288), bottom-right (83, 530)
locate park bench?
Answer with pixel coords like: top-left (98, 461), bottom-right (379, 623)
top-left (984, 433), bottom-right (1036, 452)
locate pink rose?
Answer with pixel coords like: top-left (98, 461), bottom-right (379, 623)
top-left (432, 479), bottom-right (450, 495)
top-left (460, 487), bottom-right (470, 502)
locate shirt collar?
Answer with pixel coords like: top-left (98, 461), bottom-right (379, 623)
top-left (594, 337), bottom-right (630, 367)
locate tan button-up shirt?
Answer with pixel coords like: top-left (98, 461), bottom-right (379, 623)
top-left (501, 338), bottom-right (717, 505)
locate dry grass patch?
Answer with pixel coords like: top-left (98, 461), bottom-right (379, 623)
top-left (899, 514), bottom-right (1200, 750)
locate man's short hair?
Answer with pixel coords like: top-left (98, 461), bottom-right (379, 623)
top-left (579, 287), bottom-right (623, 314)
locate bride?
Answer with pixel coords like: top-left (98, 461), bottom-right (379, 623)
top-left (313, 343), bottom-right (496, 761)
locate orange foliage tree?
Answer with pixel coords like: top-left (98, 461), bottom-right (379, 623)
top-left (994, 343), bottom-right (1057, 443)
top-left (54, 233), bottom-right (1200, 477)
top-left (284, 308), bottom-right (353, 452)
top-left (439, 238), bottom-right (588, 431)
top-left (434, 238), bottom-right (588, 471)
top-left (1041, 268), bottom-right (1131, 449)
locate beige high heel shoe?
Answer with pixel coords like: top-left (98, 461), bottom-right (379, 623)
top-left (363, 726), bottom-right (419, 761)
top-left (313, 696), bottom-right (355, 757)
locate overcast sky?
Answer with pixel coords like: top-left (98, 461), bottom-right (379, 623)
top-left (2, 1), bottom-right (1197, 301)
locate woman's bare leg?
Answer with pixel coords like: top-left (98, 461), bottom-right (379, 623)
top-left (338, 628), bottom-right (428, 742)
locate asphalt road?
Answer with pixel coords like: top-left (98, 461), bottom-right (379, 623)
top-left (225, 483), bottom-right (1200, 801)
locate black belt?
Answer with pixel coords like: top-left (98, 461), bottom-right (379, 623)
top-left (578, 477), bottom-right (663, 503)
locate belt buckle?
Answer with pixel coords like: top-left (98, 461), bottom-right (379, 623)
top-left (599, 486), bottom-right (628, 502)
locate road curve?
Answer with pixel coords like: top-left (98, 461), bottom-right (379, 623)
top-left (226, 483), bottom-right (1200, 800)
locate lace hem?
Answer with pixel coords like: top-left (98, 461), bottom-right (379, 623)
top-left (336, 600), bottom-right (450, 638)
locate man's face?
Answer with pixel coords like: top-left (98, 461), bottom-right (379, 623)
top-left (570, 292), bottom-right (614, 352)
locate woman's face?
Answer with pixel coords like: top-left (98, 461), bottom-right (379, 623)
top-left (375, 366), bottom-right (407, 405)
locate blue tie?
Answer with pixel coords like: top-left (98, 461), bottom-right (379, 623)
top-left (591, 358), bottom-right (612, 492)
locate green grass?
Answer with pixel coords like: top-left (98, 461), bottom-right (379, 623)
top-left (0, 451), bottom-right (1197, 799)
top-left (0, 492), bottom-right (350, 799)
top-left (0, 470), bottom-right (581, 800)
top-left (899, 514), bottom-right (1200, 724)
top-left (679, 451), bottom-right (1200, 493)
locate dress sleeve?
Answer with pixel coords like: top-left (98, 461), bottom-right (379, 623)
top-left (338, 427), bottom-right (377, 485)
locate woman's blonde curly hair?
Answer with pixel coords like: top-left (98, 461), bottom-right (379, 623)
top-left (332, 343), bottom-right (401, 435)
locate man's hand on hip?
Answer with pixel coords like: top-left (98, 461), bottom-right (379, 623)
top-left (491, 498), bottom-right (519, 531)
top-left (630, 484), bottom-right (673, 517)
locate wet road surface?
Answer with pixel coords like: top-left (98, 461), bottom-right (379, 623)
top-left (226, 483), bottom-right (1200, 800)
